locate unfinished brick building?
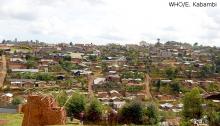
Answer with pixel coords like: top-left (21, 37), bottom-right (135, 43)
top-left (21, 95), bottom-right (66, 126)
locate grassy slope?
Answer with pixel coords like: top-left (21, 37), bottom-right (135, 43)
top-left (0, 114), bottom-right (23, 126)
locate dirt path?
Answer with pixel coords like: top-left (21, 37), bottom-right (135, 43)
top-left (144, 74), bottom-right (152, 99)
top-left (87, 75), bottom-right (94, 98)
top-left (0, 55), bottom-right (7, 88)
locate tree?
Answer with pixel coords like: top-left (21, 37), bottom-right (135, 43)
top-left (182, 88), bottom-right (203, 119)
top-left (70, 42), bottom-right (73, 46)
top-left (65, 91), bottom-right (86, 118)
top-left (207, 111), bottom-right (220, 126)
top-left (26, 60), bottom-right (37, 69)
top-left (56, 90), bottom-right (68, 107)
top-left (0, 49), bottom-right (3, 56)
top-left (86, 98), bottom-right (103, 122)
top-left (193, 42), bottom-right (198, 47)
top-left (12, 96), bottom-right (23, 106)
top-left (145, 103), bottom-right (159, 125)
top-left (165, 68), bottom-right (178, 80)
top-left (63, 55), bottom-right (71, 61)
top-left (155, 80), bottom-right (161, 92)
top-left (170, 81), bottom-right (181, 93)
top-left (76, 77), bottom-right (88, 90)
top-left (119, 100), bottom-right (144, 124)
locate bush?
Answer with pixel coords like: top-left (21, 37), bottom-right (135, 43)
top-left (86, 98), bottom-right (103, 122)
top-left (118, 100), bottom-right (144, 124)
top-left (56, 90), bottom-right (68, 107)
top-left (145, 103), bottom-right (159, 125)
top-left (182, 88), bottom-right (203, 119)
top-left (12, 96), bottom-right (23, 106)
top-left (65, 91), bottom-right (86, 118)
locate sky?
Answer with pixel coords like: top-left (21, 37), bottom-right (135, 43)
top-left (0, 0), bottom-right (220, 46)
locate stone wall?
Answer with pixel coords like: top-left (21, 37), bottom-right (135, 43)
top-left (22, 95), bottom-right (66, 126)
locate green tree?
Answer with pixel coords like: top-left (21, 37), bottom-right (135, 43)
top-left (207, 111), bottom-right (220, 126)
top-left (170, 81), bottom-right (181, 93)
top-left (155, 80), bottom-right (161, 92)
top-left (56, 90), bottom-right (68, 107)
top-left (145, 103), bottom-right (159, 125)
top-left (26, 60), bottom-right (37, 69)
top-left (86, 98), bottom-right (103, 122)
top-left (0, 49), bottom-right (3, 56)
top-left (119, 100), bottom-right (144, 124)
top-left (12, 96), bottom-right (23, 106)
top-left (65, 91), bottom-right (86, 118)
top-left (182, 88), bottom-right (203, 119)
top-left (165, 68), bottom-right (178, 80)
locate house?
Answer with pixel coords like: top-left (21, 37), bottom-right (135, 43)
top-left (160, 103), bottom-right (174, 110)
top-left (110, 90), bottom-right (122, 98)
top-left (9, 79), bottom-right (37, 88)
top-left (69, 52), bottom-right (84, 63)
top-left (8, 58), bottom-right (27, 69)
top-left (0, 93), bottom-right (13, 106)
top-left (93, 78), bottom-right (106, 85)
top-left (11, 69), bottom-right (39, 72)
top-left (72, 70), bottom-right (92, 76)
top-left (96, 92), bottom-right (109, 98)
top-left (106, 74), bottom-right (121, 82)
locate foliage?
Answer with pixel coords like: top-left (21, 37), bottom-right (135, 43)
top-left (182, 88), bottom-right (203, 119)
top-left (65, 91), bottom-right (86, 118)
top-left (94, 82), bottom-right (125, 92)
top-left (48, 64), bottom-right (64, 72)
top-left (126, 85), bottom-right (144, 92)
top-left (26, 60), bottom-right (37, 69)
top-left (12, 96), bottom-right (23, 105)
top-left (207, 83), bottom-right (219, 92)
top-left (121, 71), bottom-right (145, 81)
top-left (88, 55), bottom-right (98, 62)
top-left (63, 55), bottom-right (71, 61)
top-left (59, 60), bottom-right (81, 71)
top-left (155, 80), bottom-right (161, 92)
top-left (85, 98), bottom-right (103, 122)
top-left (36, 72), bottom-right (55, 81)
top-left (145, 103), bottom-right (159, 125)
top-left (180, 120), bottom-right (192, 126)
top-left (76, 77), bottom-right (88, 90)
top-left (0, 114), bottom-right (23, 126)
top-left (0, 49), bottom-right (3, 56)
top-left (56, 90), bottom-right (68, 107)
top-left (119, 100), bottom-right (144, 124)
top-left (170, 81), bottom-right (181, 93)
top-left (165, 67), bottom-right (178, 80)
top-left (207, 111), bottom-right (220, 126)
top-left (200, 64), bottom-right (215, 77)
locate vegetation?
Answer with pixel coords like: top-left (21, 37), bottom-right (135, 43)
top-left (11, 96), bottom-right (23, 106)
top-left (121, 71), bottom-right (145, 81)
top-left (13, 72), bottom-right (55, 81)
top-left (59, 60), bottom-right (81, 71)
top-left (182, 88), bottom-right (203, 119)
top-left (126, 85), bottom-right (144, 92)
top-left (85, 98), bottom-right (103, 122)
top-left (119, 100), bottom-right (145, 124)
top-left (145, 103), bottom-right (159, 125)
top-left (56, 90), bottom-right (68, 107)
top-left (165, 67), bottom-right (178, 80)
top-left (0, 114), bottom-right (23, 126)
top-left (65, 91), bottom-right (86, 118)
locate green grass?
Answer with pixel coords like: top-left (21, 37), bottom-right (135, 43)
top-left (0, 113), bottom-right (23, 126)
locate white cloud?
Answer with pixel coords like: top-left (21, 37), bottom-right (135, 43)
top-left (0, 0), bottom-right (220, 46)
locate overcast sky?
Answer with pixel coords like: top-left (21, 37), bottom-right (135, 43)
top-left (0, 0), bottom-right (219, 46)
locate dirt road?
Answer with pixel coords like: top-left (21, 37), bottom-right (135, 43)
top-left (0, 55), bottom-right (7, 87)
top-left (87, 75), bottom-right (94, 97)
top-left (144, 74), bottom-right (152, 99)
